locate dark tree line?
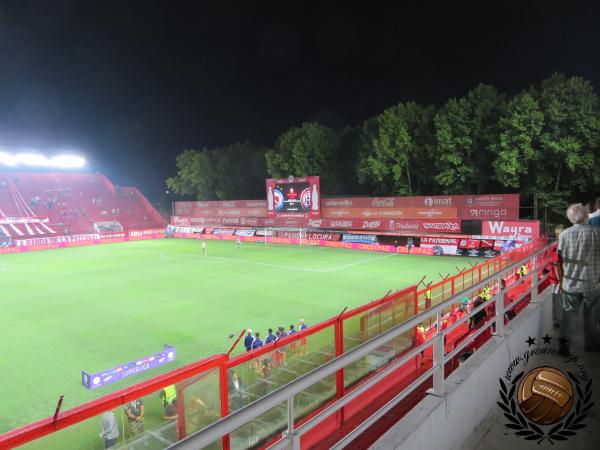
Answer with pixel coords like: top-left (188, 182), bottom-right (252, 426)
top-left (167, 73), bottom-right (600, 219)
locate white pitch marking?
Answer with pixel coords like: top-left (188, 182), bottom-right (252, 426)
top-left (160, 250), bottom-right (393, 274)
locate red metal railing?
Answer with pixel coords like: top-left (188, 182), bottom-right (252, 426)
top-left (0, 239), bottom-right (548, 450)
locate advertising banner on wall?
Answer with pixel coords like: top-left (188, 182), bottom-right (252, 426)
top-left (458, 239), bottom-right (481, 249)
top-left (322, 194), bottom-right (519, 219)
top-left (266, 176), bottom-right (320, 219)
top-left (306, 218), bottom-right (461, 233)
top-left (234, 229), bottom-right (256, 237)
top-left (82, 345), bottom-right (176, 390)
top-left (342, 234), bottom-right (378, 244)
top-left (420, 237), bottom-right (459, 256)
top-left (13, 233), bottom-right (100, 247)
top-left (173, 201), bottom-right (267, 218)
top-left (171, 216), bottom-right (192, 226)
top-left (255, 229), bottom-right (275, 237)
top-left (481, 220), bottom-right (540, 240)
top-left (212, 228), bottom-right (236, 235)
top-left (277, 231), bottom-right (341, 241)
top-left (456, 247), bottom-right (500, 258)
top-left (322, 207), bottom-right (457, 220)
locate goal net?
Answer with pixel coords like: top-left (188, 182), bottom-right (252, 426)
top-left (258, 228), bottom-right (311, 246)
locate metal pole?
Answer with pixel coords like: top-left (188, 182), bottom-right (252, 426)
top-left (494, 276), bottom-right (505, 336)
top-left (432, 312), bottom-right (444, 396)
top-left (531, 255), bottom-right (539, 303)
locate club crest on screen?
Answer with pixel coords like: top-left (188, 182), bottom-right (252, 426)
top-left (273, 189), bottom-right (284, 210)
top-left (300, 187), bottom-right (312, 210)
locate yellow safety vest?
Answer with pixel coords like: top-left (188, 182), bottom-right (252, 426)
top-left (163, 385), bottom-right (176, 405)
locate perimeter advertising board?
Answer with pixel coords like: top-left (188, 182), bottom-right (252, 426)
top-left (322, 194), bottom-right (519, 219)
top-left (266, 176), bottom-right (320, 219)
top-left (420, 237), bottom-right (459, 256)
top-left (322, 207), bottom-right (457, 220)
top-left (481, 220), bottom-right (540, 240)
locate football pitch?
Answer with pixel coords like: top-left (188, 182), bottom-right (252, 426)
top-left (0, 238), bottom-right (481, 436)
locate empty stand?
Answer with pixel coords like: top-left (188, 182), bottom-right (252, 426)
top-left (0, 172), bottom-right (165, 238)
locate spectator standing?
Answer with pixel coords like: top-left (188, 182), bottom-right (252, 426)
top-left (100, 411), bottom-right (119, 449)
top-left (228, 371), bottom-right (244, 410)
top-left (159, 385), bottom-right (177, 408)
top-left (251, 332), bottom-right (263, 350)
top-left (590, 197), bottom-right (600, 226)
top-left (299, 319), bottom-right (308, 355)
top-left (276, 327), bottom-right (288, 366)
top-left (288, 325), bottom-right (298, 354)
top-left (557, 204), bottom-right (600, 355)
top-left (469, 295), bottom-right (487, 330)
top-left (163, 399), bottom-right (178, 420)
top-left (124, 399), bottom-right (144, 435)
top-left (551, 225), bottom-right (565, 327)
top-left (244, 329), bottom-right (254, 352)
top-left (265, 328), bottom-right (277, 344)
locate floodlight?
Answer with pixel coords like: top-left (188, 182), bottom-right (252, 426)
top-left (50, 155), bottom-right (86, 168)
top-left (0, 151), bottom-right (85, 169)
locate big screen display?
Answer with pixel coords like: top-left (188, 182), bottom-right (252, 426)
top-left (266, 176), bottom-right (320, 218)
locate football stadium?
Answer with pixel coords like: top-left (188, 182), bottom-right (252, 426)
top-left (0, 169), bottom-right (554, 450)
top-left (2, 4), bottom-right (600, 450)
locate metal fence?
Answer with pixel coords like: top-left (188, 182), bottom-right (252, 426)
top-left (168, 240), bottom-right (553, 449)
top-left (0, 239), bottom-right (551, 450)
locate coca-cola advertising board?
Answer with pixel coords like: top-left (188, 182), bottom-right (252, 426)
top-left (481, 220), bottom-right (540, 240)
top-left (266, 176), bottom-right (320, 219)
top-left (322, 194), bottom-right (519, 219)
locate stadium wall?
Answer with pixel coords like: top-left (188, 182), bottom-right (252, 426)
top-left (0, 228), bottom-right (165, 254)
top-left (0, 237), bottom-right (550, 450)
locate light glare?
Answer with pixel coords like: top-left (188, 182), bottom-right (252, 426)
top-left (0, 152), bottom-right (85, 169)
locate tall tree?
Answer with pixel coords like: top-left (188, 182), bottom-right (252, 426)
top-left (357, 102), bottom-right (435, 195)
top-left (265, 122), bottom-right (340, 192)
top-left (492, 91), bottom-right (544, 189)
top-left (167, 142), bottom-right (266, 200)
top-left (434, 84), bottom-right (506, 194)
top-left (166, 149), bottom-right (217, 200)
top-left (537, 74), bottom-right (600, 196)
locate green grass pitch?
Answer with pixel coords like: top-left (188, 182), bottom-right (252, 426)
top-left (0, 238), bottom-right (481, 444)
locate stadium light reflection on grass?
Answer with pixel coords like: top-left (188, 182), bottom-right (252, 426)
top-left (0, 152), bottom-right (85, 168)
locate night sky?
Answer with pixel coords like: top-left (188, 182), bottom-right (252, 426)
top-left (0, 1), bottom-right (598, 201)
